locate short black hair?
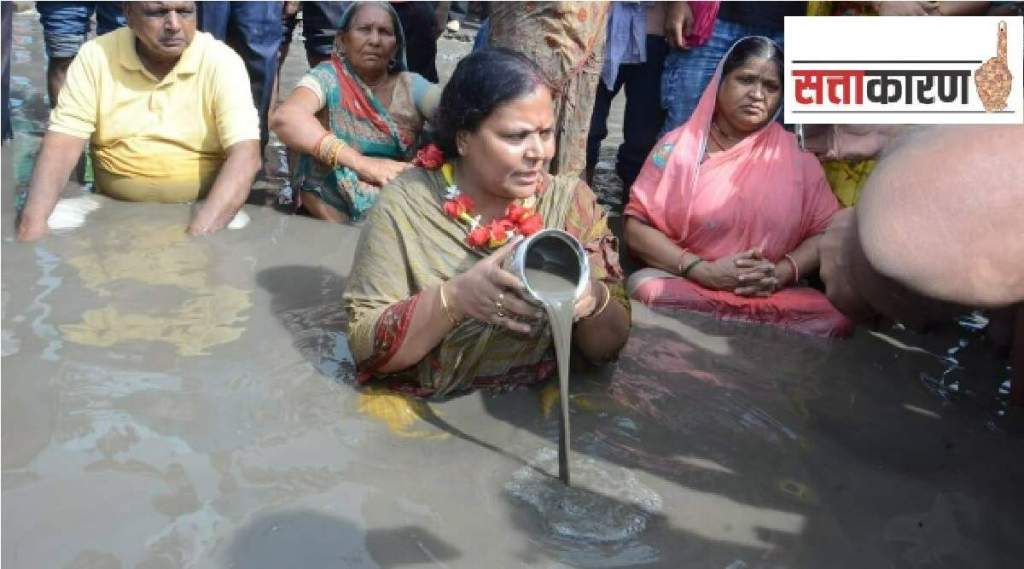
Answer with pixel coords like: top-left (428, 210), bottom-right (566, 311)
top-left (721, 36), bottom-right (783, 79)
top-left (433, 48), bottom-right (552, 158)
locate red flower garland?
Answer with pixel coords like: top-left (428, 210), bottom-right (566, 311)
top-left (413, 144), bottom-right (445, 169)
top-left (414, 144), bottom-right (544, 249)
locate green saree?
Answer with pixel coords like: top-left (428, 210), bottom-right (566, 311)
top-left (343, 167), bottom-right (630, 398)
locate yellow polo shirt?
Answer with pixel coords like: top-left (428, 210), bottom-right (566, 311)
top-left (49, 28), bottom-right (260, 203)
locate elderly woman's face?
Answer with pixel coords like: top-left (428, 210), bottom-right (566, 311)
top-left (458, 86), bottom-right (556, 200)
top-left (340, 5), bottom-right (398, 75)
top-left (716, 57), bottom-right (782, 133)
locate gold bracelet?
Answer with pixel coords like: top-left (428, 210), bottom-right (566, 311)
top-left (313, 131), bottom-right (331, 162)
top-left (439, 282), bottom-right (461, 326)
top-left (316, 136), bottom-right (330, 165)
top-left (316, 133), bottom-right (334, 164)
top-left (317, 134), bottom-right (347, 167)
top-left (323, 140), bottom-right (341, 167)
top-left (582, 281), bottom-right (612, 321)
top-left (328, 139), bottom-right (348, 168)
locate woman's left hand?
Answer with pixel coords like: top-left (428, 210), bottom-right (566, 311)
top-left (572, 279), bottom-right (604, 322)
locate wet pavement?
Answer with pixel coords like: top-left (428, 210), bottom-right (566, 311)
top-left (3, 10), bottom-right (1023, 569)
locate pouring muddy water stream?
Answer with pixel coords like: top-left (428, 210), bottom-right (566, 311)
top-left (512, 229), bottom-right (591, 485)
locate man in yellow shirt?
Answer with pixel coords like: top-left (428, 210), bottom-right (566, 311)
top-left (17, 1), bottom-right (261, 241)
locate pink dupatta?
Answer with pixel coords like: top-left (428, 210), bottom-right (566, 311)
top-left (626, 49), bottom-right (839, 260)
top-left (625, 37), bottom-right (852, 337)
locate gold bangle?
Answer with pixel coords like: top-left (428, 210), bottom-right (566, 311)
top-left (322, 140), bottom-right (340, 166)
top-left (316, 134), bottom-right (332, 165)
top-left (439, 282), bottom-right (461, 326)
top-left (328, 139), bottom-right (347, 168)
top-left (313, 131), bottom-right (331, 161)
top-left (317, 134), bottom-right (347, 167)
top-left (582, 281), bottom-right (611, 321)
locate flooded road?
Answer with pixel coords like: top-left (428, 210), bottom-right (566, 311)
top-left (3, 10), bottom-right (1023, 569)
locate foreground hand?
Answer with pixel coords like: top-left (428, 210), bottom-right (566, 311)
top-left (356, 157), bottom-right (412, 187)
top-left (16, 216), bottom-right (48, 242)
top-left (664, 2), bottom-right (694, 50)
top-left (572, 279), bottom-right (602, 322)
top-left (187, 202), bottom-right (237, 236)
top-left (819, 208), bottom-right (875, 320)
top-left (876, 1), bottom-right (933, 16)
top-left (448, 241), bottom-right (543, 334)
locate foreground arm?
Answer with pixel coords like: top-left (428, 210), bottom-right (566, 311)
top-left (376, 243), bottom-right (542, 373)
top-left (779, 234), bottom-right (823, 285)
top-left (16, 132), bottom-right (88, 241)
top-left (935, 2), bottom-right (990, 15)
top-left (663, 2), bottom-right (693, 49)
top-left (624, 216), bottom-right (690, 274)
top-left (858, 125), bottom-right (1024, 307)
top-left (433, 2), bottom-right (450, 39)
top-left (19, 39), bottom-right (97, 241)
top-left (188, 140), bottom-right (260, 235)
top-left (345, 189), bottom-right (542, 376)
top-left (270, 86), bottom-right (409, 186)
top-left (573, 281), bottom-right (631, 363)
top-left (568, 186), bottom-right (631, 362)
top-left (820, 125), bottom-right (1024, 328)
top-left (624, 215), bottom-right (764, 293)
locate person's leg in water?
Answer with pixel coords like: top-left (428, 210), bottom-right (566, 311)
top-left (301, 1), bottom-right (345, 68)
top-left (38, 2), bottom-right (90, 109)
top-left (585, 74), bottom-right (622, 187)
top-left (93, 2), bottom-right (126, 36)
top-left (272, 3), bottom-right (300, 182)
top-left (278, 2), bottom-right (299, 75)
top-left (37, 2), bottom-right (125, 185)
top-left (392, 1), bottom-right (440, 83)
top-left (2, 1), bottom-right (13, 143)
top-left (616, 34), bottom-right (667, 197)
top-left (226, 2), bottom-right (283, 153)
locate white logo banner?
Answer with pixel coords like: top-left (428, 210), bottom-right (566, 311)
top-left (784, 16), bottom-right (1023, 124)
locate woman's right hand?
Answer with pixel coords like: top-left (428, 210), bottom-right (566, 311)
top-left (16, 216), bottom-right (48, 242)
top-left (354, 156), bottom-right (412, 186)
top-left (447, 241), bottom-right (544, 334)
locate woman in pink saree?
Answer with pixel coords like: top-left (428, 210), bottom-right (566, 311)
top-left (624, 36), bottom-right (852, 337)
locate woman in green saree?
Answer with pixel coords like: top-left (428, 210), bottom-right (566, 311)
top-left (343, 48), bottom-right (632, 398)
top-left (272, 1), bottom-right (440, 223)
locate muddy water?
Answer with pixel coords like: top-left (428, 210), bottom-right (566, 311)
top-left (5, 10), bottom-right (1024, 569)
top-left (4, 193), bottom-right (1023, 569)
top-left (524, 268), bottom-right (577, 484)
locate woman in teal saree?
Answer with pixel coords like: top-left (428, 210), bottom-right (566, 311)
top-left (272, 1), bottom-right (441, 222)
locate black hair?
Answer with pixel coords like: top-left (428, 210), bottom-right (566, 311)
top-left (720, 36), bottom-right (783, 79)
top-left (433, 48), bottom-right (552, 158)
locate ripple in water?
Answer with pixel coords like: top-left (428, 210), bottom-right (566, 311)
top-left (505, 448), bottom-right (662, 543)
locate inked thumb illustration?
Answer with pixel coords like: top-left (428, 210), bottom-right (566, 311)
top-left (974, 21), bottom-right (1012, 112)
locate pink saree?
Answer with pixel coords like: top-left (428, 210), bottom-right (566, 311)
top-left (624, 41), bottom-right (852, 337)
